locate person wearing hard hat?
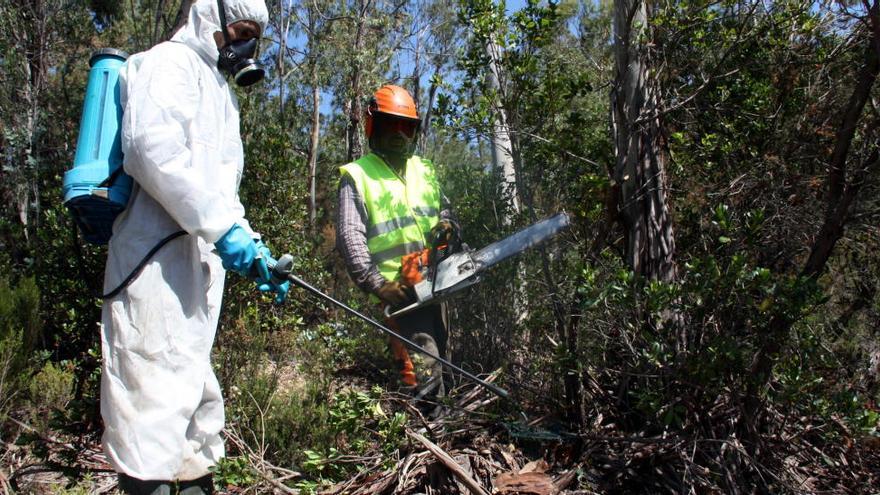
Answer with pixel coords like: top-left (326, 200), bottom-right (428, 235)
top-left (100, 0), bottom-right (288, 492)
top-left (336, 84), bottom-right (459, 415)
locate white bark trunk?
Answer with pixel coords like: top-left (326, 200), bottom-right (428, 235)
top-left (484, 40), bottom-right (519, 222)
top-left (308, 64), bottom-right (321, 229)
top-left (484, 40), bottom-right (528, 323)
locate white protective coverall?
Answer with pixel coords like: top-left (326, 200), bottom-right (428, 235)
top-left (100, 0), bottom-right (268, 481)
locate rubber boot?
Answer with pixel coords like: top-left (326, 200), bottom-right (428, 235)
top-left (118, 474), bottom-right (174, 495)
top-left (178, 475), bottom-right (214, 495)
top-left (118, 473), bottom-right (213, 495)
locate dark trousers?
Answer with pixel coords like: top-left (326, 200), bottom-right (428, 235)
top-left (388, 303), bottom-right (449, 401)
top-left (117, 473), bottom-right (213, 495)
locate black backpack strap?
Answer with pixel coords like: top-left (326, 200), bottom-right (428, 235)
top-left (97, 166), bottom-right (126, 188)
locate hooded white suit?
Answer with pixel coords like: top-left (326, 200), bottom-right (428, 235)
top-left (100, 0), bottom-right (268, 481)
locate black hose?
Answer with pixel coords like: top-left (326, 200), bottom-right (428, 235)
top-left (101, 230), bottom-right (187, 299)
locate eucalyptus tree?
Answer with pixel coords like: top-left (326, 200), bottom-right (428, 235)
top-left (398, 0), bottom-right (461, 150)
top-left (318, 0), bottom-right (408, 161)
top-left (611, 0), bottom-right (677, 282)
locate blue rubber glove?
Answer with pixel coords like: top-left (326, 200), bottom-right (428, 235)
top-left (253, 239), bottom-right (290, 304)
top-left (215, 224), bottom-right (260, 277)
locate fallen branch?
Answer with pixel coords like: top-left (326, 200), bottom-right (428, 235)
top-left (406, 429), bottom-right (491, 495)
top-left (225, 424), bottom-right (301, 493)
top-left (0, 467), bottom-right (13, 495)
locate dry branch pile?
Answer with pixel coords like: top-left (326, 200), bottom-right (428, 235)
top-left (313, 376), bottom-right (585, 495)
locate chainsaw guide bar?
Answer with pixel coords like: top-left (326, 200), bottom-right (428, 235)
top-left (388, 212), bottom-right (571, 318)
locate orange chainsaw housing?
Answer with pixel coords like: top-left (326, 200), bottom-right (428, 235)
top-left (399, 248), bottom-right (431, 285)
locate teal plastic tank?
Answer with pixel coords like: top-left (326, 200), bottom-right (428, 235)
top-left (62, 48), bottom-right (132, 245)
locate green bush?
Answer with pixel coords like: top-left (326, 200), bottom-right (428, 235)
top-left (0, 276), bottom-right (42, 423)
top-left (212, 455), bottom-right (257, 490)
top-left (27, 361), bottom-right (75, 432)
top-left (297, 386), bottom-right (406, 483)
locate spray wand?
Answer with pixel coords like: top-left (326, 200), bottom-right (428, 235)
top-left (269, 254), bottom-right (514, 405)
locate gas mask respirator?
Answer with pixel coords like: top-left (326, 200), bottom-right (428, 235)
top-left (216, 0), bottom-right (265, 87)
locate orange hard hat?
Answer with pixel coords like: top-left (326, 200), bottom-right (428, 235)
top-left (365, 84), bottom-right (420, 138)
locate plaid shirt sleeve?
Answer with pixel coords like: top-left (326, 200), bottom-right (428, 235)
top-left (336, 175), bottom-right (387, 294)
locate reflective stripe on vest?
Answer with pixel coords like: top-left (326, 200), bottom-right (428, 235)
top-left (340, 153), bottom-right (441, 281)
top-left (366, 207), bottom-right (440, 238)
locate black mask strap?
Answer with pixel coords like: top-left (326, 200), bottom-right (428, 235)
top-left (216, 0), bottom-right (231, 46)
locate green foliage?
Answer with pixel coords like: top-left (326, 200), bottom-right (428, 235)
top-left (0, 326), bottom-right (26, 421)
top-left (219, 313), bottom-right (334, 465)
top-left (298, 386), bottom-right (406, 481)
top-left (330, 386), bottom-right (406, 454)
top-left (211, 455), bottom-right (258, 489)
top-left (49, 472), bottom-right (97, 495)
top-left (26, 361), bottom-right (75, 432)
top-left (0, 276), bottom-right (41, 356)
top-left (0, 276), bottom-right (42, 421)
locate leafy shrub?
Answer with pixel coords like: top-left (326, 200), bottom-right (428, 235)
top-left (27, 361), bottom-right (75, 432)
top-left (212, 455), bottom-right (257, 490)
top-left (298, 386), bottom-right (406, 481)
top-left (0, 276), bottom-right (42, 423)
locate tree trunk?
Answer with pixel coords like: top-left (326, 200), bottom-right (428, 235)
top-left (419, 67), bottom-right (440, 150)
top-left (152, 0), bottom-right (167, 45)
top-left (15, 0), bottom-right (51, 243)
top-left (484, 40), bottom-right (520, 221)
top-left (611, 0), bottom-right (676, 282)
top-left (412, 28), bottom-right (422, 113)
top-left (307, 58), bottom-right (321, 230)
top-left (346, 0), bottom-right (371, 162)
top-left (276, 1), bottom-right (290, 119)
top-left (20, 53), bottom-right (34, 240)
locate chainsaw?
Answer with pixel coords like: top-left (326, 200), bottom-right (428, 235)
top-left (265, 212), bottom-right (569, 404)
top-left (387, 212), bottom-right (571, 318)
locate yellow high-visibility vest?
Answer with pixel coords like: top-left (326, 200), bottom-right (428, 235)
top-left (340, 153), bottom-right (441, 281)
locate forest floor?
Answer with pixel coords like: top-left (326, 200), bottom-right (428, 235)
top-left (2, 370), bottom-right (592, 494)
top-left (3, 369), bottom-right (880, 494)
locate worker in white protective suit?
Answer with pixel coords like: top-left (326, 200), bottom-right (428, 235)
top-left (100, 1), bottom-right (286, 493)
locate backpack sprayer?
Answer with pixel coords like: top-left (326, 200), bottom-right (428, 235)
top-left (62, 49), bottom-right (133, 245)
top-left (62, 49), bottom-right (187, 299)
top-left (267, 212), bottom-right (571, 405)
